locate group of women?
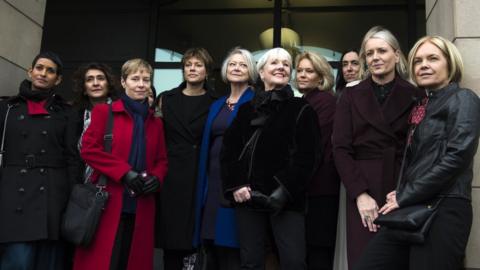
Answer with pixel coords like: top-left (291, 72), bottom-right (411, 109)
top-left (0, 24), bottom-right (477, 270)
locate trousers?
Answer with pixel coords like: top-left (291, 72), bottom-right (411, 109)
top-left (354, 198), bottom-right (472, 270)
top-left (236, 208), bottom-right (306, 270)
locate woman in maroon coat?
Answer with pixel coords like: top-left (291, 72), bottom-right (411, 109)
top-left (73, 59), bottom-right (168, 270)
top-left (295, 51), bottom-right (340, 270)
top-left (332, 26), bottom-right (423, 269)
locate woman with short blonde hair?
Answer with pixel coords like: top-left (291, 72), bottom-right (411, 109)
top-left (295, 51), bottom-right (334, 92)
top-left (74, 58), bottom-right (168, 270)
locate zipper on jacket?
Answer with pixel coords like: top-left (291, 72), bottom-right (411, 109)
top-left (247, 130), bottom-right (262, 181)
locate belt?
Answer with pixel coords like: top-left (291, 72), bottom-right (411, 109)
top-left (5, 154), bottom-right (67, 168)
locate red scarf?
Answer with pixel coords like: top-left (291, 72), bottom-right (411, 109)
top-left (26, 100), bottom-right (49, 115)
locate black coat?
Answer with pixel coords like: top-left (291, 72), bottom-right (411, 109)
top-left (221, 86), bottom-right (320, 211)
top-left (157, 83), bottom-right (216, 250)
top-left (0, 80), bottom-right (82, 243)
top-left (397, 83), bottom-right (480, 207)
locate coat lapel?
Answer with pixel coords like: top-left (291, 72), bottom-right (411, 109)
top-left (163, 88), bottom-right (194, 141)
top-left (352, 78), bottom-right (395, 138)
top-left (382, 78), bottom-right (417, 126)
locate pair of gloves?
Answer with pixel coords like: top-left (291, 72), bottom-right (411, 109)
top-left (248, 186), bottom-right (290, 215)
top-left (122, 170), bottom-right (160, 197)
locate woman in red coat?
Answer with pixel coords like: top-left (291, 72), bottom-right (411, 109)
top-left (73, 58), bottom-right (168, 270)
top-left (332, 26), bottom-right (423, 269)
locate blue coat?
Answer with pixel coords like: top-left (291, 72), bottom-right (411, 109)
top-left (192, 88), bottom-right (254, 248)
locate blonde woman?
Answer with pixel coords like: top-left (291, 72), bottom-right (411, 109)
top-left (356, 35), bottom-right (480, 270)
top-left (332, 26), bottom-right (424, 269)
top-left (295, 51), bottom-right (340, 270)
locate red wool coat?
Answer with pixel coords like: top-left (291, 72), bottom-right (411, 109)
top-left (73, 100), bottom-right (168, 270)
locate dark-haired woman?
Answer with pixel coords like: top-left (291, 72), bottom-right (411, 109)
top-left (73, 62), bottom-right (118, 181)
top-left (0, 52), bottom-right (81, 269)
top-left (335, 49), bottom-right (363, 94)
top-left (157, 48), bottom-right (217, 269)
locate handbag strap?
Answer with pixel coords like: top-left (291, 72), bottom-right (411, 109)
top-left (0, 104), bottom-right (13, 167)
top-left (97, 103), bottom-right (114, 187)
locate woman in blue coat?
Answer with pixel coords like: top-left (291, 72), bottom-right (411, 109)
top-left (193, 47), bottom-right (257, 269)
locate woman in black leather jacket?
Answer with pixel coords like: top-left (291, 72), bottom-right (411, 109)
top-left (355, 36), bottom-right (480, 270)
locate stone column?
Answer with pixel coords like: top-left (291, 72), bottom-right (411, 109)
top-left (426, 0), bottom-right (480, 269)
top-left (0, 0), bottom-right (46, 96)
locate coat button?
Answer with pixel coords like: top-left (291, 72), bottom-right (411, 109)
top-left (20, 168), bottom-right (27, 174)
top-left (41, 130), bottom-right (48, 135)
top-left (17, 115), bottom-right (25, 120)
top-left (39, 168), bottom-right (46, 174)
top-left (18, 187), bottom-right (25, 193)
top-left (15, 206), bottom-right (23, 213)
top-left (39, 186), bottom-right (45, 192)
top-left (193, 145), bottom-right (197, 149)
top-left (21, 131), bottom-right (28, 137)
top-left (40, 149), bottom-right (46, 154)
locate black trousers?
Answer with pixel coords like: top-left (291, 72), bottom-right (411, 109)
top-left (354, 198), bottom-right (472, 270)
top-left (236, 208), bottom-right (306, 270)
top-left (110, 213), bottom-right (135, 270)
top-left (203, 241), bottom-right (241, 270)
top-left (306, 195), bottom-right (339, 270)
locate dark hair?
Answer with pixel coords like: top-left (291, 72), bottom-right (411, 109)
top-left (32, 51), bottom-right (64, 75)
top-left (335, 48), bottom-right (360, 91)
top-left (72, 62), bottom-right (119, 110)
top-left (181, 47), bottom-right (214, 76)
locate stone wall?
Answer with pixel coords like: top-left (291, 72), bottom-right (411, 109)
top-left (0, 0), bottom-right (46, 96)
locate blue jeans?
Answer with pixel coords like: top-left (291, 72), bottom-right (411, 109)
top-left (0, 241), bottom-right (64, 270)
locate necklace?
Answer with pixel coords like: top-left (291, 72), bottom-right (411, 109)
top-left (226, 98), bottom-right (237, 111)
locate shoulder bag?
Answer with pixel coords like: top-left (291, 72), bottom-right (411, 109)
top-left (61, 104), bottom-right (113, 247)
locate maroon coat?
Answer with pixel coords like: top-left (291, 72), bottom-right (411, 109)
top-left (332, 77), bottom-right (423, 268)
top-left (73, 100), bottom-right (168, 270)
top-left (304, 90), bottom-right (340, 196)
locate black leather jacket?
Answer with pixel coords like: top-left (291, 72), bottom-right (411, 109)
top-left (396, 83), bottom-right (480, 207)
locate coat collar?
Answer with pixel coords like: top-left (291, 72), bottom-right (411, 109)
top-left (162, 81), bottom-right (216, 141)
top-left (351, 76), bottom-right (419, 138)
top-left (111, 99), bottom-right (155, 119)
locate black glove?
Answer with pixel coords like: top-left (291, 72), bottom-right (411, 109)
top-left (122, 170), bottom-right (144, 196)
top-left (248, 190), bottom-right (271, 209)
top-left (268, 186), bottom-right (289, 215)
top-left (142, 175), bottom-right (161, 194)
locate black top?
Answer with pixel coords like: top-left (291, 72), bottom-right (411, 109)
top-left (372, 79), bottom-right (395, 105)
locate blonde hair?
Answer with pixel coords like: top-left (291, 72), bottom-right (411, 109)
top-left (221, 47), bottom-right (258, 84)
top-left (294, 51), bottom-right (334, 92)
top-left (121, 58), bottom-right (152, 80)
top-left (359, 26), bottom-right (408, 79)
top-left (408, 35), bottom-right (464, 85)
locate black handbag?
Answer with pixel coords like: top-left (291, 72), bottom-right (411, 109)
top-left (373, 109), bottom-right (443, 244)
top-left (374, 199), bottom-right (441, 244)
top-left (61, 104), bottom-right (113, 247)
